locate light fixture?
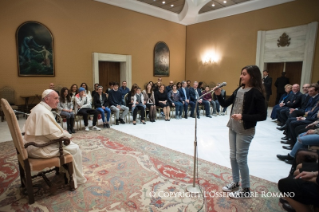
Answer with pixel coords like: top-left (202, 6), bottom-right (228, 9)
top-left (202, 50), bottom-right (220, 64)
top-left (162, 1), bottom-right (165, 4)
top-left (212, 3), bottom-right (215, 7)
top-left (223, 0), bottom-right (227, 3)
top-left (171, 4), bottom-right (174, 7)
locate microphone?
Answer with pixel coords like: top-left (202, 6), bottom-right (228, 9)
top-left (197, 82), bottom-right (227, 100)
top-left (13, 110), bottom-right (30, 116)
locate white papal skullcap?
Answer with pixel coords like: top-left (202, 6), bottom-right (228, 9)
top-left (42, 89), bottom-right (55, 98)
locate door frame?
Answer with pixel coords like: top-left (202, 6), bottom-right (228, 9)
top-left (92, 53), bottom-right (132, 88)
top-left (256, 22), bottom-right (318, 86)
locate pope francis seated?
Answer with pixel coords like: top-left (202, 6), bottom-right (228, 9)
top-left (23, 89), bottom-right (87, 188)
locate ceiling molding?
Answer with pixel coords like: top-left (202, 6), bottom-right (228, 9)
top-left (94, 0), bottom-right (295, 26)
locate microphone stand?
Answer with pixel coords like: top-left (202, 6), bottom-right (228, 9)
top-left (186, 83), bottom-right (226, 193)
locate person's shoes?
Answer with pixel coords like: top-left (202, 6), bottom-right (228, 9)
top-left (142, 121), bottom-right (146, 124)
top-left (277, 154), bottom-right (294, 161)
top-left (283, 130), bottom-right (287, 135)
top-left (281, 136), bottom-right (288, 140)
top-left (229, 188), bottom-right (251, 199)
top-left (198, 116), bottom-right (200, 119)
top-left (281, 140), bottom-right (291, 144)
top-left (279, 197), bottom-right (288, 204)
top-left (285, 159), bottom-right (294, 164)
top-left (68, 129), bottom-right (73, 134)
top-left (277, 125), bottom-right (286, 131)
top-left (133, 121), bottom-right (136, 125)
top-left (282, 202), bottom-right (296, 212)
top-left (206, 115), bottom-right (212, 118)
top-left (222, 182), bottom-right (239, 192)
top-left (161, 112), bottom-right (165, 117)
top-left (119, 118), bottom-right (125, 124)
top-left (116, 120), bottom-right (119, 125)
top-left (85, 126), bottom-right (90, 131)
top-left (184, 115), bottom-right (188, 119)
top-left (106, 123), bottom-right (110, 128)
top-left (277, 122), bottom-right (284, 126)
top-left (103, 123), bottom-right (107, 128)
top-left (271, 119), bottom-right (277, 122)
top-left (213, 113), bottom-right (217, 116)
top-left (92, 126), bottom-right (101, 131)
top-left (221, 112), bottom-right (225, 116)
top-left (283, 145), bottom-right (293, 150)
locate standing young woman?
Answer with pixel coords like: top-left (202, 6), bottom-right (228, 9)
top-left (214, 65), bottom-right (267, 199)
top-left (58, 87), bottom-right (75, 134)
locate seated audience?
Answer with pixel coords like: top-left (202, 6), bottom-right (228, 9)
top-left (270, 84), bottom-right (292, 120)
top-left (49, 82), bottom-right (60, 95)
top-left (277, 120), bottom-right (319, 164)
top-left (127, 84), bottom-right (138, 110)
top-left (213, 83), bottom-right (227, 115)
top-left (108, 82), bottom-right (129, 125)
top-left (80, 82), bottom-right (92, 103)
top-left (198, 81), bottom-right (204, 91)
top-left (278, 151), bottom-right (319, 212)
top-left (154, 81), bottom-right (161, 93)
top-left (58, 87), bottom-right (75, 134)
top-left (176, 82), bottom-right (182, 89)
top-left (23, 89), bottom-right (86, 188)
top-left (179, 81), bottom-right (193, 119)
top-left (168, 84), bottom-right (183, 119)
top-left (119, 81), bottom-right (130, 105)
top-left (132, 87), bottom-right (146, 125)
top-left (143, 83), bottom-right (157, 122)
top-left (93, 86), bottom-right (111, 128)
top-left (166, 81), bottom-right (174, 93)
top-left (105, 82), bottom-right (114, 96)
top-left (148, 81), bottom-right (155, 91)
top-left (202, 86), bottom-right (217, 116)
top-left (155, 84), bottom-right (170, 121)
top-left (189, 81), bottom-right (211, 118)
top-left (75, 87), bottom-right (100, 131)
top-left (69, 84), bottom-right (78, 109)
top-left (187, 80), bottom-right (191, 88)
top-left (91, 83), bottom-right (99, 97)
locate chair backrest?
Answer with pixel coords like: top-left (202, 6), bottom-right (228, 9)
top-left (0, 86), bottom-right (16, 105)
top-left (1, 98), bottom-right (28, 160)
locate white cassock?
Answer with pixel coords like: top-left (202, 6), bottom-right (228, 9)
top-left (23, 101), bottom-right (87, 188)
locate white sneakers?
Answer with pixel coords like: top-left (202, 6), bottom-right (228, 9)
top-left (85, 126), bottom-right (101, 131)
top-left (222, 182), bottom-right (239, 192)
top-left (92, 126), bottom-right (101, 131)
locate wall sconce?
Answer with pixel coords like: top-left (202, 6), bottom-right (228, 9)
top-left (202, 51), bottom-right (220, 64)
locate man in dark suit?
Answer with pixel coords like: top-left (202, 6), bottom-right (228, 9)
top-left (263, 70), bottom-right (272, 107)
top-left (179, 81), bottom-right (193, 119)
top-left (189, 81), bottom-right (211, 118)
top-left (275, 72), bottom-right (290, 104)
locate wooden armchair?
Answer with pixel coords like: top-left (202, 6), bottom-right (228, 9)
top-left (0, 86), bottom-right (19, 122)
top-left (1, 98), bottom-right (75, 205)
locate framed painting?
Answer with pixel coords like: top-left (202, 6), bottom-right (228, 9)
top-left (154, 41), bottom-right (169, 77)
top-left (16, 21), bottom-right (54, 77)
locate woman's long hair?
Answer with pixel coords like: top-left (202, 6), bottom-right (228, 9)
top-left (240, 65), bottom-right (266, 97)
top-left (60, 87), bottom-right (71, 103)
top-left (70, 84), bottom-right (78, 96)
top-left (130, 84), bottom-right (138, 96)
top-left (80, 83), bottom-right (89, 92)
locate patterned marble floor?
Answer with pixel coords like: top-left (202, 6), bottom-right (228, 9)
top-left (0, 107), bottom-right (291, 184)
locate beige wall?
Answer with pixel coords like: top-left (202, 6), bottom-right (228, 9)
top-left (186, 0), bottom-right (319, 93)
top-left (0, 0), bottom-right (186, 104)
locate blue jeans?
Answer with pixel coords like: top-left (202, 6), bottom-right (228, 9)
top-left (229, 129), bottom-right (255, 188)
top-left (289, 132), bottom-right (319, 158)
top-left (96, 107), bottom-right (111, 122)
top-left (201, 100), bottom-right (210, 116)
top-left (172, 101), bottom-right (183, 116)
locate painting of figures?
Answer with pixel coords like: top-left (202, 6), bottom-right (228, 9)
top-left (154, 42), bottom-right (169, 76)
top-left (16, 21), bottom-right (54, 76)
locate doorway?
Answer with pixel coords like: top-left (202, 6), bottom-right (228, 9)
top-left (98, 62), bottom-right (120, 91)
top-left (267, 61), bottom-right (302, 107)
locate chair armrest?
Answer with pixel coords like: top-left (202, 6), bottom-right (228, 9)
top-left (24, 137), bottom-right (71, 148)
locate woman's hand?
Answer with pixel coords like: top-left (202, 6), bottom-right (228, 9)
top-left (214, 87), bottom-right (221, 96)
top-left (295, 171), bottom-right (317, 181)
top-left (231, 114), bottom-right (242, 120)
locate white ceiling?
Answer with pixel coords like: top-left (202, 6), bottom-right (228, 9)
top-left (94, 0), bottom-right (295, 25)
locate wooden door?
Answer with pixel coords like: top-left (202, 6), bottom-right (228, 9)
top-left (266, 62), bottom-right (284, 107)
top-left (98, 62), bottom-right (120, 91)
top-left (285, 62), bottom-right (302, 85)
